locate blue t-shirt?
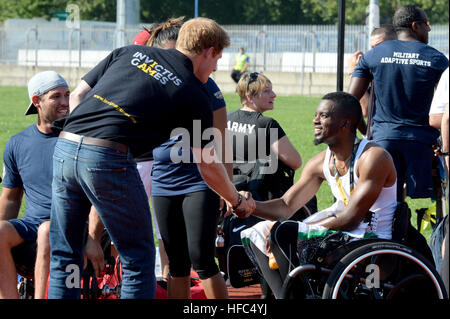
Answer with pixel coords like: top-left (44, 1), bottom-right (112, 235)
top-left (151, 78), bottom-right (226, 196)
top-left (2, 124), bottom-right (58, 223)
top-left (353, 40), bottom-right (448, 144)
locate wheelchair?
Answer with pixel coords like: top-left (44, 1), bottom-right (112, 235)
top-left (12, 241), bottom-right (37, 299)
top-left (250, 202), bottom-right (448, 299)
top-left (12, 229), bottom-right (122, 299)
top-left (218, 203), bottom-right (315, 292)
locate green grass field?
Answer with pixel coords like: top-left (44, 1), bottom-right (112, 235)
top-left (0, 86), bottom-right (434, 240)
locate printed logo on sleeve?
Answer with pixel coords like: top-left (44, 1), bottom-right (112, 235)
top-left (131, 51), bottom-right (183, 86)
top-left (214, 91), bottom-right (224, 100)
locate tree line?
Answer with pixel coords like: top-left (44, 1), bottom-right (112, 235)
top-left (0, 0), bottom-right (448, 25)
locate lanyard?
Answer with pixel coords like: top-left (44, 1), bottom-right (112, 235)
top-left (366, 80), bottom-right (375, 140)
top-left (331, 138), bottom-right (361, 206)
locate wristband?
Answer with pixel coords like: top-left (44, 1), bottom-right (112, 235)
top-left (232, 193), bottom-right (243, 211)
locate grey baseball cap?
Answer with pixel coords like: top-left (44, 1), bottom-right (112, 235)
top-left (25, 71), bottom-right (68, 115)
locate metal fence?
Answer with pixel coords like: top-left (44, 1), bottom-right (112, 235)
top-left (223, 24), bottom-right (449, 72)
top-left (0, 18), bottom-right (448, 72)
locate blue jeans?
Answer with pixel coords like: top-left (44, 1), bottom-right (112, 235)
top-left (48, 138), bottom-right (156, 299)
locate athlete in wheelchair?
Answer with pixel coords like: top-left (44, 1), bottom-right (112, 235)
top-left (218, 72), bottom-right (317, 294)
top-left (237, 92), bottom-right (448, 299)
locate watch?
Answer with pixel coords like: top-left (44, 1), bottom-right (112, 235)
top-left (232, 193), bottom-right (243, 211)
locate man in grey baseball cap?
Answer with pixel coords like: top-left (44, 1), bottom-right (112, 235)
top-left (25, 70), bottom-right (69, 116)
top-left (0, 70), bottom-right (70, 298)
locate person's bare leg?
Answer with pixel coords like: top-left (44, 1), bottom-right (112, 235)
top-left (34, 221), bottom-right (50, 299)
top-left (167, 275), bottom-right (190, 299)
top-left (158, 239), bottom-right (170, 280)
top-left (201, 273), bottom-right (228, 299)
top-left (0, 221), bottom-right (24, 298)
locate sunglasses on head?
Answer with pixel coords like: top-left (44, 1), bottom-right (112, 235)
top-left (247, 72), bottom-right (259, 90)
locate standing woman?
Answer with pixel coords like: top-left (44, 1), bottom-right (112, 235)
top-left (146, 18), bottom-right (232, 298)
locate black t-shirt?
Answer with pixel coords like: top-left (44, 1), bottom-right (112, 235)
top-left (227, 109), bottom-right (286, 163)
top-left (227, 109), bottom-right (288, 201)
top-left (52, 46), bottom-right (213, 158)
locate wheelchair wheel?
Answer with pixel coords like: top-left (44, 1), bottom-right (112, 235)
top-left (281, 264), bottom-right (326, 299)
top-left (322, 240), bottom-right (447, 299)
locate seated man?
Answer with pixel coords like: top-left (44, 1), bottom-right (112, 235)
top-left (237, 92), bottom-right (398, 298)
top-left (0, 71), bottom-right (70, 298)
top-left (0, 71), bottom-right (103, 299)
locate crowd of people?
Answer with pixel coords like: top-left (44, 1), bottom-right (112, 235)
top-left (0, 4), bottom-right (448, 299)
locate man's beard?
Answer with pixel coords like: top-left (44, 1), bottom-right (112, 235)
top-left (313, 137), bottom-right (322, 146)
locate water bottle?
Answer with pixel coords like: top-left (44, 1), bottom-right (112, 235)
top-left (215, 230), bottom-right (225, 248)
top-left (154, 246), bottom-right (162, 280)
top-left (268, 252), bottom-right (279, 270)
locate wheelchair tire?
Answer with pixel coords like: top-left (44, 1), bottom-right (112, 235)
top-left (322, 240), bottom-right (447, 299)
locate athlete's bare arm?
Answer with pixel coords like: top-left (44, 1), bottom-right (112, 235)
top-left (308, 145), bottom-right (396, 231)
top-left (247, 151), bottom-right (326, 221)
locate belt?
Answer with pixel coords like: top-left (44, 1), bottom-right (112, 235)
top-left (59, 131), bottom-right (129, 153)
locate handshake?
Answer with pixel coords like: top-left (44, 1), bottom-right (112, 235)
top-left (225, 191), bottom-right (255, 218)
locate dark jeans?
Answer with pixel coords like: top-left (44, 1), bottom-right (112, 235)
top-left (49, 138), bottom-right (156, 299)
